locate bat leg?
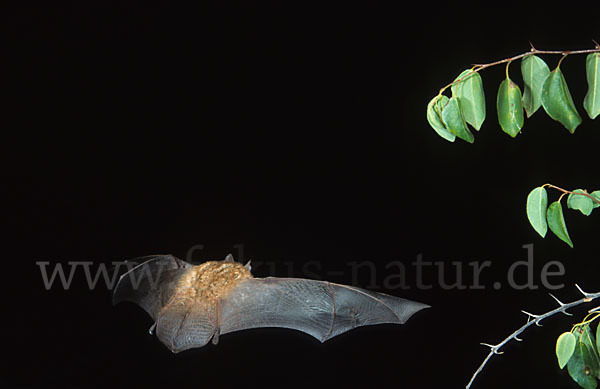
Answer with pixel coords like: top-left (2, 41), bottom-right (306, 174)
top-left (173, 257), bottom-right (187, 269)
top-left (148, 322), bottom-right (157, 335)
top-left (211, 328), bottom-right (220, 345)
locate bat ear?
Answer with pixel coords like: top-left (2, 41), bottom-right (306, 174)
top-left (244, 259), bottom-right (251, 271)
top-left (224, 254), bottom-right (234, 262)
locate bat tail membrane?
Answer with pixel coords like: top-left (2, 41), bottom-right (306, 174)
top-left (218, 278), bottom-right (429, 343)
top-left (112, 255), bottom-right (193, 320)
top-left (155, 300), bottom-right (219, 353)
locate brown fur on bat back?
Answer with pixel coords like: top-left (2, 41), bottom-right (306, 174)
top-left (172, 261), bottom-right (253, 302)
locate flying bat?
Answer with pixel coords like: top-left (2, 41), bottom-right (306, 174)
top-left (112, 254), bottom-right (429, 353)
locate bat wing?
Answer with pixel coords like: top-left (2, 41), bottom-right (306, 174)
top-left (113, 258), bottom-right (429, 353)
top-left (218, 277), bottom-right (429, 342)
top-left (112, 255), bottom-right (193, 320)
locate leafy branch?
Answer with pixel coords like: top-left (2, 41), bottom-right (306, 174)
top-left (527, 184), bottom-right (600, 247)
top-left (427, 43), bottom-right (600, 389)
top-left (545, 184), bottom-right (600, 206)
top-left (427, 42), bottom-right (600, 143)
top-left (466, 285), bottom-right (600, 389)
top-left (438, 42), bottom-right (600, 95)
top-left (429, 43), bottom-right (600, 247)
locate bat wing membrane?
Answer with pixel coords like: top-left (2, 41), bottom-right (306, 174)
top-left (112, 255), bottom-right (192, 320)
top-left (219, 277), bottom-right (429, 342)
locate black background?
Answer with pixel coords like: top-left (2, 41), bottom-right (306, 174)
top-left (3, 3), bottom-right (599, 389)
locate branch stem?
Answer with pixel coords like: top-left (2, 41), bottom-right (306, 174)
top-left (543, 184), bottom-right (600, 205)
top-left (438, 45), bottom-right (600, 95)
top-left (466, 286), bottom-right (600, 389)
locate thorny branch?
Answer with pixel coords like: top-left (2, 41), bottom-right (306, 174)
top-left (466, 285), bottom-right (600, 389)
top-left (438, 41), bottom-right (600, 95)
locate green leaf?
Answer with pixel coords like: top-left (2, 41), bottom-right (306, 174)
top-left (526, 187), bottom-right (548, 238)
top-left (596, 323), bottom-right (600, 355)
top-left (568, 326), bottom-right (600, 387)
top-left (547, 201), bottom-right (573, 248)
top-left (497, 77), bottom-right (524, 137)
top-left (574, 324), bottom-right (600, 377)
top-left (568, 189), bottom-right (594, 216)
top-left (592, 191), bottom-right (600, 209)
top-left (541, 66), bottom-right (583, 133)
top-left (584, 53), bottom-right (600, 119)
top-left (427, 95), bottom-right (456, 142)
top-left (442, 96), bottom-right (474, 143)
top-left (557, 332), bottom-right (577, 369)
top-left (451, 69), bottom-right (486, 130)
top-left (578, 325), bottom-right (600, 377)
top-left (521, 55), bottom-right (550, 117)
top-left (568, 341), bottom-right (600, 389)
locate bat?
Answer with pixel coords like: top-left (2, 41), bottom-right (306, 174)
top-left (112, 254), bottom-right (429, 353)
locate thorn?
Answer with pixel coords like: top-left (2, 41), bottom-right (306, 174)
top-left (522, 310), bottom-right (544, 326)
top-left (514, 336), bottom-right (523, 342)
top-left (593, 39), bottom-right (599, 49)
top-left (549, 293), bottom-right (565, 306)
top-left (575, 284), bottom-right (593, 299)
top-left (225, 254), bottom-right (234, 262)
top-left (479, 343), bottom-right (504, 354)
top-left (529, 41), bottom-right (536, 51)
top-left (521, 310), bottom-right (539, 319)
top-left (548, 294), bottom-right (573, 315)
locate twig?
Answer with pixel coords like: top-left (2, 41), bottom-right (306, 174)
top-left (438, 43), bottom-right (600, 95)
top-left (543, 184), bottom-right (600, 206)
top-left (466, 285), bottom-right (600, 389)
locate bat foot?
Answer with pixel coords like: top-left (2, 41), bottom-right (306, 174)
top-left (211, 328), bottom-right (220, 345)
